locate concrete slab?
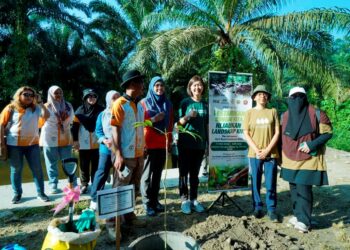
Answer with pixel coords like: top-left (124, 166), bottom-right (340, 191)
top-left (0, 168), bottom-right (208, 211)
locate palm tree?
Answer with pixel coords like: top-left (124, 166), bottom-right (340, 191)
top-left (88, 0), bottom-right (166, 77)
top-left (29, 23), bottom-right (116, 107)
top-left (131, 0), bottom-right (350, 100)
top-left (0, 0), bottom-right (89, 94)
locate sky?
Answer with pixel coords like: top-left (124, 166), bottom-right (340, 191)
top-left (76, 0), bottom-right (349, 38)
top-left (280, 0), bottom-right (349, 13)
top-left (77, 0), bottom-right (349, 37)
top-left (80, 0), bottom-right (350, 19)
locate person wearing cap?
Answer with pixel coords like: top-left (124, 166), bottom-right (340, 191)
top-left (110, 69), bottom-right (146, 231)
top-left (243, 85), bottom-right (280, 222)
top-left (281, 87), bottom-right (332, 233)
top-left (72, 88), bottom-right (104, 194)
top-left (140, 76), bottom-right (174, 216)
top-left (39, 85), bottom-right (76, 194)
top-left (177, 75), bottom-right (208, 215)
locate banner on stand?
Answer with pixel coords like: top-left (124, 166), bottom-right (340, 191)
top-left (208, 71), bottom-right (252, 192)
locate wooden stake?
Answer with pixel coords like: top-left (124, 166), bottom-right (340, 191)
top-left (116, 216), bottom-right (121, 250)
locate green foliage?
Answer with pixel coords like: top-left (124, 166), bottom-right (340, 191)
top-left (331, 37), bottom-right (350, 94)
top-left (130, 1), bottom-right (350, 100)
top-left (321, 98), bottom-right (350, 151)
top-left (1, 34), bottom-right (32, 97)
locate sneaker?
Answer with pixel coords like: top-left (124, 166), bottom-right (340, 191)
top-left (268, 211), bottom-right (279, 223)
top-left (50, 187), bottom-right (61, 194)
top-left (294, 221), bottom-right (309, 233)
top-left (253, 209), bottom-right (264, 219)
top-left (154, 202), bottom-right (165, 212)
top-left (11, 194), bottom-right (22, 204)
top-left (90, 201), bottom-right (97, 211)
top-left (181, 200), bottom-right (191, 215)
top-left (287, 216), bottom-right (298, 227)
top-left (37, 193), bottom-right (50, 202)
top-left (144, 204), bottom-right (156, 216)
top-left (81, 185), bottom-right (88, 194)
top-left (191, 200), bottom-right (205, 213)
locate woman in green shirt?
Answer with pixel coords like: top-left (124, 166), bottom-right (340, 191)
top-left (177, 75), bottom-right (208, 214)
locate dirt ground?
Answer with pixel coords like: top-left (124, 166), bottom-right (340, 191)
top-left (1, 148), bottom-right (350, 250)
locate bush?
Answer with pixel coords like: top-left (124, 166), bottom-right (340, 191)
top-left (321, 98), bottom-right (350, 152)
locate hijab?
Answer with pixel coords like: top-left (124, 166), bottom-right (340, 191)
top-left (75, 89), bottom-right (104, 132)
top-left (101, 90), bottom-right (119, 139)
top-left (284, 94), bottom-right (313, 140)
top-left (144, 76), bottom-right (171, 132)
top-left (47, 86), bottom-right (70, 132)
top-left (105, 90), bottom-right (119, 111)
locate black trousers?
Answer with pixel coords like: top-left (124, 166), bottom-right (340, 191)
top-left (141, 149), bottom-right (166, 207)
top-left (178, 147), bottom-right (205, 201)
top-left (289, 182), bottom-right (313, 226)
top-left (79, 149), bottom-right (99, 186)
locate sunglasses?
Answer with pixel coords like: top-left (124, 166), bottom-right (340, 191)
top-left (87, 95), bottom-right (97, 98)
top-left (22, 93), bottom-right (35, 98)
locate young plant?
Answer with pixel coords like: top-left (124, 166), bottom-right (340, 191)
top-left (134, 120), bottom-right (201, 249)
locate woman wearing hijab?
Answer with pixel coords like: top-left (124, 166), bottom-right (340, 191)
top-left (72, 89), bottom-right (104, 194)
top-left (243, 85), bottom-right (280, 222)
top-left (89, 90), bottom-right (120, 210)
top-left (281, 87), bottom-right (332, 233)
top-left (140, 76), bottom-right (173, 216)
top-left (0, 86), bottom-right (50, 204)
top-left (40, 85), bottom-right (75, 194)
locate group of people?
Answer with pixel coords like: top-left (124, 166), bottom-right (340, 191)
top-left (0, 72), bottom-right (332, 236)
top-left (0, 69), bottom-right (209, 237)
top-left (0, 85), bottom-right (107, 203)
top-left (106, 70), bottom-right (208, 221)
top-left (243, 85), bottom-right (332, 233)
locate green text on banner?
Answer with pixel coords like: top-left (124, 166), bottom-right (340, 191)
top-left (208, 71), bottom-right (252, 192)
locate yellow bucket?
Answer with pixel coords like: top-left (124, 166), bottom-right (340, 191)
top-left (41, 217), bottom-right (101, 250)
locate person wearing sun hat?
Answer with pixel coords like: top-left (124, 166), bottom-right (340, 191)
top-left (281, 86), bottom-right (332, 233)
top-left (243, 84), bottom-right (280, 222)
top-left (109, 69), bottom-right (146, 232)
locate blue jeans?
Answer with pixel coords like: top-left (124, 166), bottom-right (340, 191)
top-left (8, 145), bottom-right (45, 196)
top-left (43, 145), bottom-right (76, 188)
top-left (249, 157), bottom-right (277, 212)
top-left (90, 153), bottom-right (112, 202)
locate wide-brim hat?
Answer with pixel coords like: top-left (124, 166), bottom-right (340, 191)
top-left (120, 70), bottom-right (145, 88)
top-left (251, 85), bottom-right (271, 99)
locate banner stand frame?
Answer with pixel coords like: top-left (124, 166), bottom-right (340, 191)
top-left (207, 191), bottom-right (243, 212)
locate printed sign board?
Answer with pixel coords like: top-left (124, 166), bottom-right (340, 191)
top-left (97, 184), bottom-right (134, 219)
top-left (208, 71), bottom-right (252, 192)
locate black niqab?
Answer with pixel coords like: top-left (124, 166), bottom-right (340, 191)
top-left (284, 95), bottom-right (313, 140)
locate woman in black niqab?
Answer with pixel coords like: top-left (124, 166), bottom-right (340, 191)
top-left (284, 93), bottom-right (313, 140)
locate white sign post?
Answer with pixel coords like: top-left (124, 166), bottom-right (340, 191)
top-left (96, 185), bottom-right (135, 250)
